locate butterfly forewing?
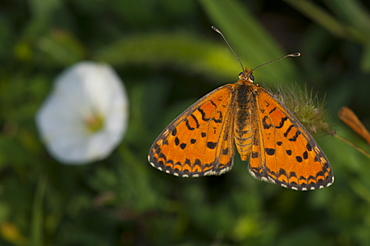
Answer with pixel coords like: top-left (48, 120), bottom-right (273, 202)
top-left (148, 85), bottom-right (236, 177)
top-left (248, 88), bottom-right (334, 190)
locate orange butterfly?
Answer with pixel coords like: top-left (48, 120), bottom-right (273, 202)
top-left (148, 27), bottom-right (334, 191)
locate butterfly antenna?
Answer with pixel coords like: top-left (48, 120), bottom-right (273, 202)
top-left (252, 52), bottom-right (301, 71)
top-left (211, 25), bottom-right (245, 72)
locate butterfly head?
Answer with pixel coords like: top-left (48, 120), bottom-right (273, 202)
top-left (238, 68), bottom-right (255, 83)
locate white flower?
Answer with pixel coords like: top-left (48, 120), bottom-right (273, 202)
top-left (36, 61), bottom-right (128, 164)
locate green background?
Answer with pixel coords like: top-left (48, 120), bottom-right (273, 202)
top-left (1, 0), bottom-right (370, 245)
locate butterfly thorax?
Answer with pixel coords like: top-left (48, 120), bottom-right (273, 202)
top-left (233, 70), bottom-right (258, 161)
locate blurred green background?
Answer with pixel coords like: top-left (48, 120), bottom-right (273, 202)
top-left (1, 0), bottom-right (370, 245)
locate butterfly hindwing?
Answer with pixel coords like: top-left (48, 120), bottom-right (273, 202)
top-left (148, 84), bottom-right (236, 177)
top-left (248, 88), bottom-right (334, 190)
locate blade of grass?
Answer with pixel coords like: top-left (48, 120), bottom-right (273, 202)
top-left (31, 176), bottom-right (48, 246)
top-left (285, 0), bottom-right (346, 37)
top-left (285, 0), bottom-right (367, 43)
top-left (324, 0), bottom-right (370, 32)
top-left (199, 0), bottom-right (301, 85)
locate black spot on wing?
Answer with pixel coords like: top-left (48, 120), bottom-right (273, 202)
top-left (265, 148), bottom-right (275, 156)
top-left (306, 143), bottom-right (312, 151)
top-left (252, 152), bottom-right (259, 158)
top-left (206, 142), bottom-right (217, 149)
top-left (175, 137), bottom-right (180, 146)
top-left (268, 107), bottom-right (277, 114)
top-left (289, 171), bottom-right (297, 178)
top-left (279, 168), bottom-right (287, 176)
top-left (180, 143), bottom-right (186, 150)
top-left (185, 114), bottom-right (199, 130)
top-left (284, 124), bottom-right (293, 137)
top-left (262, 116), bottom-right (272, 129)
top-left (289, 131), bottom-right (301, 141)
top-left (197, 108), bottom-right (210, 121)
top-left (275, 117), bottom-right (288, 129)
top-left (213, 111), bottom-right (223, 123)
top-left (303, 151), bottom-right (308, 159)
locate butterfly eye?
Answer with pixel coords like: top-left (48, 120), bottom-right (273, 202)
top-left (249, 74), bottom-right (255, 81)
top-left (239, 72), bottom-right (244, 76)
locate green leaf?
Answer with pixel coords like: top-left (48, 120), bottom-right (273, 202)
top-left (35, 30), bottom-right (86, 66)
top-left (96, 32), bottom-right (240, 82)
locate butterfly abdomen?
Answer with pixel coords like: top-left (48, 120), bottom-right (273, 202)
top-left (234, 83), bottom-right (255, 161)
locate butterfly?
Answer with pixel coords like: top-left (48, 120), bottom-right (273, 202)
top-left (148, 28), bottom-right (334, 191)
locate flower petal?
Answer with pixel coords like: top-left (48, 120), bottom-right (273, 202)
top-left (36, 61), bottom-right (128, 164)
